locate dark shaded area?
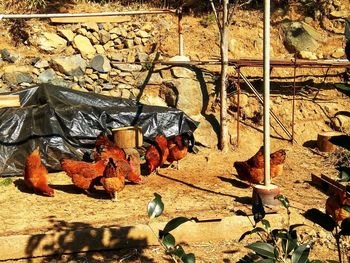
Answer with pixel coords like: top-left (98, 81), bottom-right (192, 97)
top-left (303, 139), bottom-right (317, 149)
top-left (303, 208), bottom-right (336, 232)
top-left (25, 218), bottom-right (153, 263)
top-left (218, 176), bottom-right (250, 189)
top-left (0, 84), bottom-right (198, 176)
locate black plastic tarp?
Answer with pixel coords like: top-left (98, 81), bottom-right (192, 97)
top-left (0, 84), bottom-right (199, 176)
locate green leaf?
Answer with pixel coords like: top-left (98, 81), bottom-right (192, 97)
top-left (344, 205), bottom-right (350, 213)
top-left (181, 253), bottom-right (195, 263)
top-left (246, 242), bottom-right (275, 259)
top-left (168, 245), bottom-right (185, 258)
top-left (261, 219), bottom-right (270, 230)
top-left (256, 259), bottom-right (275, 263)
top-left (337, 167), bottom-right (350, 182)
top-left (162, 217), bottom-right (191, 235)
top-left (282, 237), bottom-right (298, 255)
top-left (335, 83), bottom-right (350, 92)
top-left (239, 227), bottom-right (267, 242)
top-left (0, 178), bottom-right (12, 186)
top-left (345, 19), bottom-right (350, 42)
top-left (274, 194), bottom-right (290, 209)
top-left (253, 193), bottom-right (266, 225)
top-left (162, 233), bottom-right (175, 249)
top-left (147, 193), bottom-right (164, 219)
top-left (291, 244), bottom-right (310, 263)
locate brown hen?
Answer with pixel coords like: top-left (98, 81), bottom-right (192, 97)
top-left (101, 158), bottom-right (125, 201)
top-left (24, 147), bottom-right (54, 197)
top-left (233, 146), bottom-right (286, 184)
top-left (167, 134), bottom-right (190, 170)
top-left (326, 191), bottom-right (350, 222)
top-left (61, 158), bottom-right (108, 193)
top-left (92, 133), bottom-right (126, 162)
top-left (145, 135), bottom-right (169, 174)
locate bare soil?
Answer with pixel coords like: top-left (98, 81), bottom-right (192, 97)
top-left (1, 1), bottom-right (350, 262)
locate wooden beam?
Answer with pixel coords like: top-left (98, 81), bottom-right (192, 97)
top-left (0, 214), bottom-right (287, 260)
top-left (311, 173), bottom-right (346, 196)
top-left (50, 16), bottom-right (131, 24)
top-left (0, 95), bottom-right (21, 108)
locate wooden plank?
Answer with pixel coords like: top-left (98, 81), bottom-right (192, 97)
top-left (311, 173), bottom-right (345, 196)
top-left (50, 16), bottom-right (131, 24)
top-left (0, 215), bottom-right (278, 260)
top-left (0, 95), bottom-right (21, 108)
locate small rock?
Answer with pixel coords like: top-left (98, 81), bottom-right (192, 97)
top-left (141, 38), bottom-right (149, 45)
top-left (77, 28), bottom-right (88, 36)
top-left (103, 23), bottom-right (113, 31)
top-left (330, 10), bottom-right (349, 19)
top-left (112, 63), bottom-right (143, 72)
top-left (38, 69), bottom-right (57, 83)
top-left (86, 32), bottom-right (99, 45)
top-left (35, 32), bottom-right (67, 53)
top-left (103, 41), bottom-right (114, 51)
top-left (99, 73), bottom-right (109, 82)
top-left (99, 30), bottom-right (111, 44)
top-left (134, 37), bottom-right (142, 45)
top-left (94, 45), bottom-right (105, 54)
top-left (3, 71), bottom-right (33, 84)
top-left (109, 52), bottom-right (124, 62)
top-left (134, 72), bottom-right (163, 86)
top-left (171, 67), bottom-right (195, 79)
top-left (102, 83), bottom-right (114, 90)
top-left (125, 39), bottom-right (134, 48)
top-left (332, 48), bottom-right (345, 59)
top-left (136, 30), bottom-right (150, 38)
top-left (110, 28), bottom-right (122, 35)
top-left (110, 33), bottom-right (118, 40)
top-left (51, 54), bottom-right (87, 76)
top-left (83, 22), bottom-right (99, 32)
top-left (299, 50), bottom-right (317, 60)
top-left (90, 73), bottom-right (99, 80)
top-left (304, 17), bottom-right (313, 24)
top-left (34, 59), bottom-right (49, 69)
top-left (141, 23), bottom-right (152, 33)
top-left (136, 52), bottom-right (149, 62)
top-left (85, 68), bottom-right (93, 75)
top-left (50, 79), bottom-right (73, 89)
top-left (89, 54), bottom-right (111, 73)
top-left (71, 84), bottom-right (88, 92)
top-left (73, 35), bottom-right (96, 59)
top-left (126, 31), bottom-right (136, 39)
top-left (1, 49), bottom-right (19, 63)
top-left (58, 29), bottom-right (75, 42)
top-left (121, 89), bottom-right (131, 99)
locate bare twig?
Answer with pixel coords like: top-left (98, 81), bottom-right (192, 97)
top-left (209, 0), bottom-right (222, 30)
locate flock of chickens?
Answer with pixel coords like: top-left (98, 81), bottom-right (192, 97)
top-left (23, 133), bottom-right (191, 201)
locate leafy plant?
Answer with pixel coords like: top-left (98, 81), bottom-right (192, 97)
top-left (199, 13), bottom-right (216, 28)
top-left (147, 193), bottom-right (195, 263)
top-left (239, 194), bottom-right (322, 263)
top-left (0, 178), bottom-right (12, 186)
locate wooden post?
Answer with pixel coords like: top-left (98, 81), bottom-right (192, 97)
top-left (317, 131), bottom-right (343, 152)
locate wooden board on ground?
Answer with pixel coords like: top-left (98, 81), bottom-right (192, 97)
top-left (0, 95), bottom-right (21, 108)
top-left (311, 173), bottom-right (346, 196)
top-left (50, 16), bottom-right (131, 24)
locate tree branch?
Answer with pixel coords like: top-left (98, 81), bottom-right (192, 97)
top-left (209, 0), bottom-right (222, 30)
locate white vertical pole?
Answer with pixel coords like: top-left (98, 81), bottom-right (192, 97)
top-left (263, 0), bottom-right (271, 186)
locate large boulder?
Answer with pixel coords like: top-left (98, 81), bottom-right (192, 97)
top-left (2, 65), bottom-right (33, 85)
top-left (172, 77), bottom-right (203, 116)
top-left (284, 22), bottom-right (322, 53)
top-left (35, 32), bottom-right (67, 54)
top-left (51, 54), bottom-right (87, 76)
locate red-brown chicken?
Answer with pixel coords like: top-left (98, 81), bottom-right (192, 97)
top-left (92, 133), bottom-right (126, 162)
top-left (233, 146), bottom-right (286, 184)
top-left (61, 158), bottom-right (108, 193)
top-left (23, 147), bottom-right (54, 197)
top-left (145, 135), bottom-right (169, 174)
top-left (101, 158), bottom-right (125, 201)
top-left (326, 191), bottom-right (350, 222)
top-left (167, 134), bottom-right (190, 170)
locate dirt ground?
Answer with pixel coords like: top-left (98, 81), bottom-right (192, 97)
top-left (1, 1), bottom-right (350, 262)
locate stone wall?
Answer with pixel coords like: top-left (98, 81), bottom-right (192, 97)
top-left (0, 19), bottom-right (220, 148)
